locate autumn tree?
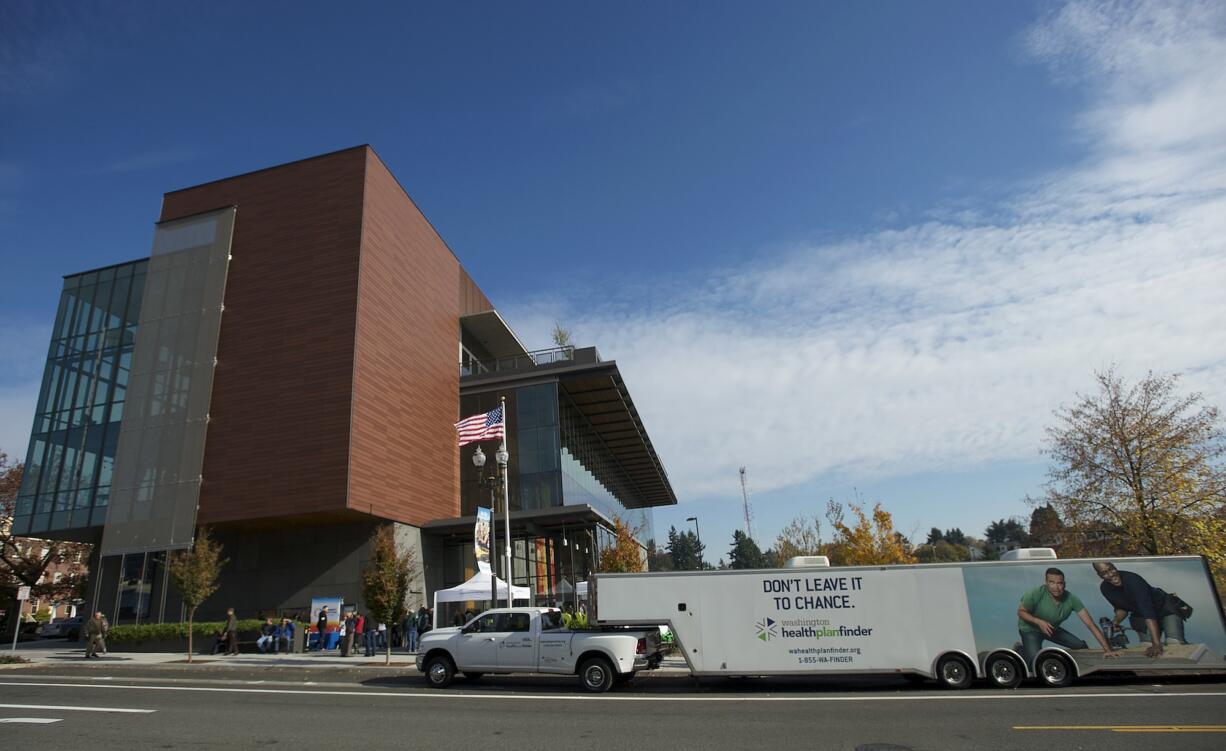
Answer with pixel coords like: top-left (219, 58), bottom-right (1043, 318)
top-left (825, 500), bottom-right (916, 566)
top-left (166, 527), bottom-right (227, 663)
top-left (1, 453), bottom-right (91, 641)
top-left (774, 515), bottom-right (823, 561)
top-left (1038, 368), bottom-right (1226, 588)
top-left (361, 524), bottom-right (418, 664)
top-left (596, 517), bottom-right (646, 573)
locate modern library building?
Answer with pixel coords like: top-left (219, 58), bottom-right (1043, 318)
top-left (11, 146), bottom-right (675, 624)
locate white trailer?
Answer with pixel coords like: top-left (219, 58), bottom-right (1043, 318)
top-left (592, 553), bottom-right (1226, 688)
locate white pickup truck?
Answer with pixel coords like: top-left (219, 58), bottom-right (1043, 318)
top-left (416, 607), bottom-right (662, 692)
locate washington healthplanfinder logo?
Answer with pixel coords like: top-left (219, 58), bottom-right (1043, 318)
top-left (755, 617), bottom-right (778, 641)
top-left (754, 616), bottom-right (874, 643)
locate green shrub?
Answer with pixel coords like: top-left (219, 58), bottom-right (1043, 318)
top-left (33, 607), bottom-right (52, 623)
top-left (107, 619), bottom-right (265, 644)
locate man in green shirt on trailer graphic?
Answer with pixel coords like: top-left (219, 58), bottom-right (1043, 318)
top-left (1017, 567), bottom-right (1121, 669)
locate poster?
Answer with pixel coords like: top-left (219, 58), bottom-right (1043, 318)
top-left (309, 596), bottom-right (342, 649)
top-left (475, 507), bottom-right (492, 573)
top-left (962, 557), bottom-right (1226, 675)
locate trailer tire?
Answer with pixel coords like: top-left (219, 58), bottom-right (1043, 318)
top-left (935, 654), bottom-right (974, 690)
top-left (985, 653), bottom-right (1024, 689)
top-left (579, 656), bottom-right (615, 693)
top-left (1035, 653), bottom-right (1074, 688)
top-left (424, 654), bottom-right (455, 688)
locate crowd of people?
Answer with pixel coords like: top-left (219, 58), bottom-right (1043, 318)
top-left (308, 604), bottom-right (435, 656)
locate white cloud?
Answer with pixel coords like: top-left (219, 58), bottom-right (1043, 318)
top-left (504, 0), bottom-right (1226, 503)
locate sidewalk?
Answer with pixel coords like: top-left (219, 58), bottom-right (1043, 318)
top-left (5, 638), bottom-right (424, 670)
top-left (5, 638), bottom-right (692, 673)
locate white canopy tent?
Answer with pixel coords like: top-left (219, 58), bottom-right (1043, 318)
top-left (431, 570), bottom-right (530, 628)
top-left (552, 579), bottom-right (589, 599)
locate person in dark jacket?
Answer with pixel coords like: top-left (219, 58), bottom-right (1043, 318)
top-left (1093, 561), bottom-right (1187, 657)
top-left (315, 607), bottom-right (329, 651)
top-left (257, 618), bottom-right (276, 653)
top-left (224, 608), bottom-right (239, 655)
top-left (84, 611), bottom-right (107, 659)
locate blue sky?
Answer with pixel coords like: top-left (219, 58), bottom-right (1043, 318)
top-left (2, 1), bottom-right (1224, 562)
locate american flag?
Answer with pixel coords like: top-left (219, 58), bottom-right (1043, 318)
top-left (455, 405), bottom-right (505, 446)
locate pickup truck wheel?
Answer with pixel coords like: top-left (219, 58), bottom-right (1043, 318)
top-left (935, 654), bottom-right (974, 690)
top-left (579, 657), bottom-right (615, 693)
top-left (424, 655), bottom-right (455, 688)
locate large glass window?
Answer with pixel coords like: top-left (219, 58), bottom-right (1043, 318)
top-left (12, 260), bottom-right (147, 536)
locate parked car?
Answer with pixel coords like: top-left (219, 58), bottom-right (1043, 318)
top-left (39, 616), bottom-right (83, 640)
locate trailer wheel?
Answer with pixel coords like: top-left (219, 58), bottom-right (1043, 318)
top-left (985, 654), bottom-right (1023, 689)
top-left (424, 654), bottom-right (455, 688)
top-left (1036, 653), bottom-right (1073, 688)
top-left (935, 654), bottom-right (974, 690)
top-left (579, 657), bottom-right (615, 693)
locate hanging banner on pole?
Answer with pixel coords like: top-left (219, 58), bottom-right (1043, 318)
top-left (475, 507), bottom-right (492, 573)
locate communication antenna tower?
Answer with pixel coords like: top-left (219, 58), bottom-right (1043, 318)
top-left (739, 466), bottom-right (755, 541)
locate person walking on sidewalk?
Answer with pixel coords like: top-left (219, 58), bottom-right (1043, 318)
top-left (224, 607), bottom-right (240, 655)
top-left (84, 611), bottom-right (107, 658)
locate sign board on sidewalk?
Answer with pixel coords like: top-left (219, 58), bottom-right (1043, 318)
top-left (16, 586), bottom-right (30, 601)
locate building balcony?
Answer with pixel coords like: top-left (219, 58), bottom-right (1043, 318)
top-left (461, 345), bottom-right (602, 380)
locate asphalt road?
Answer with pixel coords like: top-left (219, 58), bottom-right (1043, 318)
top-left (1, 667), bottom-right (1223, 750)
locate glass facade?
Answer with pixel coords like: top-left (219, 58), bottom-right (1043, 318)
top-left (13, 261), bottom-right (147, 536)
top-left (451, 379), bottom-right (655, 609)
top-left (458, 381), bottom-right (652, 543)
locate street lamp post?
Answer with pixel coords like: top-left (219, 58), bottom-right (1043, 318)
top-left (686, 516), bottom-right (702, 569)
top-left (469, 396), bottom-right (514, 609)
top-left (495, 398), bottom-right (512, 608)
top-left (472, 445), bottom-right (499, 608)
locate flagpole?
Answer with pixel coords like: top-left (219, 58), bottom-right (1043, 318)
top-left (499, 396), bottom-right (513, 608)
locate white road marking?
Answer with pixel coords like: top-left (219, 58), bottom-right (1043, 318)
top-left (1, 681), bottom-right (1223, 703)
top-left (0, 718), bottom-right (63, 724)
top-left (0, 702), bottom-right (155, 713)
